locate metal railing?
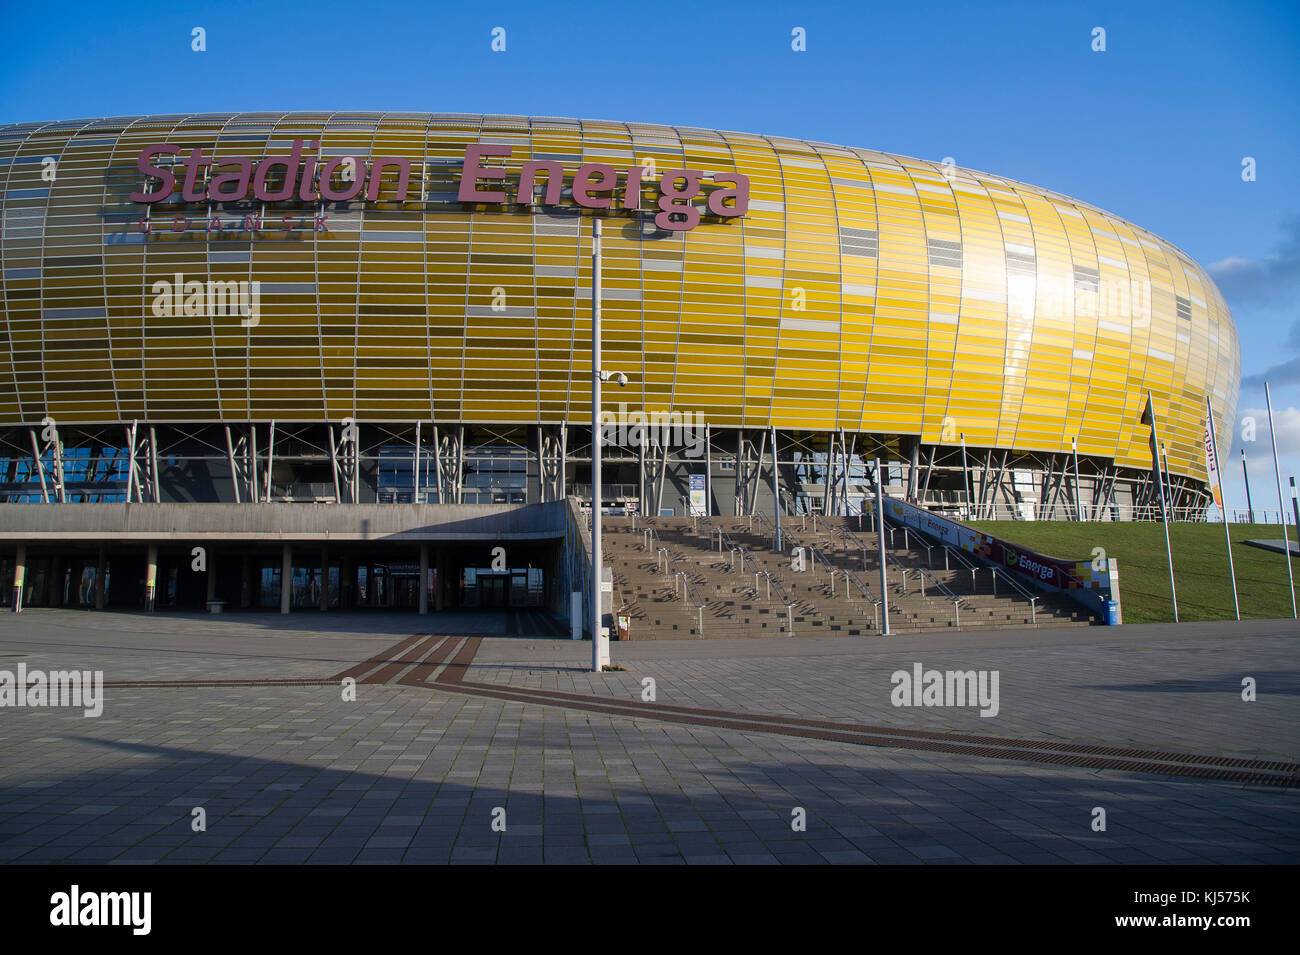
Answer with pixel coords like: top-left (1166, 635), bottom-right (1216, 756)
top-left (827, 511), bottom-right (964, 624)
top-left (708, 517), bottom-right (809, 636)
top-left (942, 544), bottom-right (982, 592)
top-left (832, 564), bottom-right (889, 632)
top-left (883, 550), bottom-right (966, 628)
top-left (780, 533), bottom-right (897, 633)
top-left (931, 541), bottom-right (1041, 625)
top-left (950, 501), bottom-right (1219, 524)
top-left (751, 509), bottom-right (778, 549)
top-left (572, 483), bottom-right (641, 502)
top-left (760, 569), bottom-right (799, 636)
top-left (985, 564), bottom-right (1039, 625)
top-left (878, 510), bottom-right (1040, 625)
top-left (649, 533), bottom-right (710, 634)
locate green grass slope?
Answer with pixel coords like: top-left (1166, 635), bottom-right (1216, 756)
top-left (967, 521), bottom-right (1300, 623)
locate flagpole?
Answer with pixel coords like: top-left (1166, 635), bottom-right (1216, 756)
top-left (1161, 443), bottom-right (1174, 520)
top-left (960, 433), bottom-right (971, 520)
top-left (1241, 448), bottom-right (1255, 523)
top-left (1145, 392), bottom-right (1178, 622)
top-left (1264, 382), bottom-right (1297, 618)
top-left (591, 217), bottom-right (607, 670)
top-left (1072, 437), bottom-right (1084, 521)
top-left (1205, 396), bottom-right (1239, 620)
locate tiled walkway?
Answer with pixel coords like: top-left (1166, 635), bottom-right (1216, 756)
top-left (1, 611), bottom-right (1296, 863)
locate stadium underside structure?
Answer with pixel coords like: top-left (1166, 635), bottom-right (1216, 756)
top-left (2, 420), bottom-right (1211, 523)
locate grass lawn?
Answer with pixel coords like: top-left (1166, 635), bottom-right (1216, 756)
top-left (967, 520), bottom-right (1300, 624)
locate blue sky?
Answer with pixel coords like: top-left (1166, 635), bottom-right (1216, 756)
top-left (2, 0), bottom-right (1298, 517)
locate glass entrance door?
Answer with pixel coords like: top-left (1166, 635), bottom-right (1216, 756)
top-left (479, 575), bottom-right (507, 608)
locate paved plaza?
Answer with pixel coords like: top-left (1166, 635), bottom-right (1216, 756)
top-left (0, 610), bottom-right (1297, 864)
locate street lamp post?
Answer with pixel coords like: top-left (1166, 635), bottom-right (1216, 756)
top-left (589, 218), bottom-right (630, 670)
top-left (591, 218), bottom-right (605, 672)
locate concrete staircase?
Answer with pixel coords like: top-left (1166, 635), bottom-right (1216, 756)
top-left (602, 514), bottom-right (1095, 640)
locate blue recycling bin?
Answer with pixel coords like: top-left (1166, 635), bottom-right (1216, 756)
top-left (1103, 600), bottom-right (1120, 626)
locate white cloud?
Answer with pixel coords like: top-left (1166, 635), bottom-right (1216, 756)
top-left (1208, 216), bottom-right (1300, 308)
top-left (1242, 351), bottom-right (1300, 388)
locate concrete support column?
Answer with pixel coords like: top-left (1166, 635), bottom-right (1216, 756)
top-left (319, 547), bottom-right (329, 611)
top-left (280, 544), bottom-right (292, 615)
top-left (419, 544), bottom-right (429, 615)
top-left (341, 555), bottom-right (354, 610)
top-left (206, 551), bottom-right (218, 606)
top-left (12, 543), bottom-right (26, 613)
top-left (95, 546), bottom-right (107, 610)
top-left (145, 543), bottom-right (158, 613)
top-left (366, 563), bottom-right (376, 607)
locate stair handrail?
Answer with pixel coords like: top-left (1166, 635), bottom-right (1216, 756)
top-left (944, 543), bottom-right (979, 573)
top-left (751, 509), bottom-right (779, 548)
top-left (762, 569), bottom-right (795, 607)
top-left (659, 546), bottom-right (707, 609)
top-left (836, 563), bottom-right (881, 607)
top-left (719, 529), bottom-right (801, 609)
top-left (880, 509), bottom-right (1050, 609)
top-left (884, 550), bottom-right (965, 606)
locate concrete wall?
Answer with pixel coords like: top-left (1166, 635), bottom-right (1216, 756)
top-left (0, 501), bottom-right (567, 543)
top-left (554, 497), bottom-right (592, 633)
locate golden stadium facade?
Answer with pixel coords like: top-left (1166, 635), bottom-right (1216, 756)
top-left (0, 111), bottom-right (1239, 524)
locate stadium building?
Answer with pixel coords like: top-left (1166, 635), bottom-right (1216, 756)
top-left (0, 112), bottom-right (1239, 614)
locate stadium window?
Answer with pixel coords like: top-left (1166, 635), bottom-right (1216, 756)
top-left (927, 238), bottom-right (962, 269)
top-left (838, 226), bottom-right (878, 258)
top-left (1073, 265), bottom-right (1101, 295)
top-left (1005, 250), bottom-right (1036, 276)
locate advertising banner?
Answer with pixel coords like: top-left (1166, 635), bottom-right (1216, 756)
top-left (973, 537), bottom-right (1093, 590)
top-left (1203, 396), bottom-right (1223, 509)
top-left (881, 494), bottom-right (1116, 611)
top-left (884, 498), bottom-right (980, 552)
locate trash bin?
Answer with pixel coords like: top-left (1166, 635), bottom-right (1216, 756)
top-left (617, 614), bottom-right (630, 642)
top-left (1103, 600), bottom-right (1120, 626)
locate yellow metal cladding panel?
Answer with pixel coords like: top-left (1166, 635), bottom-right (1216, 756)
top-left (0, 112), bottom-right (1239, 479)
